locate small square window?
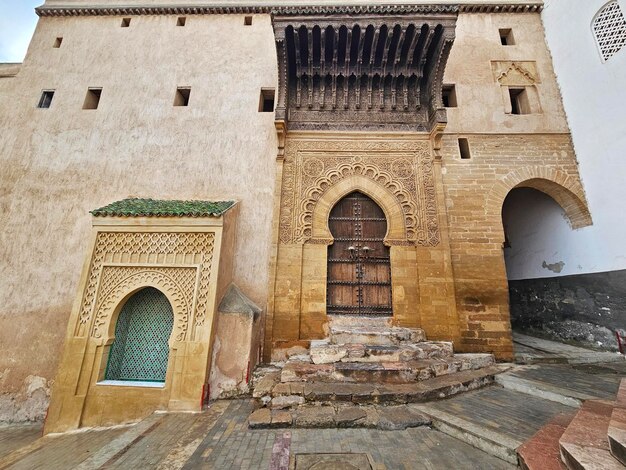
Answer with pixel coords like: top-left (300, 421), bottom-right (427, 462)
top-left (259, 88), bottom-right (275, 112)
top-left (177, 17), bottom-right (186, 27)
top-left (53, 37), bottom-right (63, 48)
top-left (244, 16), bottom-right (253, 26)
top-left (509, 88), bottom-right (530, 115)
top-left (458, 138), bottom-right (471, 160)
top-left (83, 88), bottom-right (102, 110)
top-left (499, 29), bottom-right (515, 46)
top-left (174, 87), bottom-right (191, 107)
top-left (442, 85), bottom-right (457, 108)
top-left (121, 18), bottom-right (131, 28)
top-left (38, 90), bottom-right (54, 109)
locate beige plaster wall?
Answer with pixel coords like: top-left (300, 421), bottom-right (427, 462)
top-left (0, 13), bottom-right (277, 421)
top-left (444, 12), bottom-right (568, 134)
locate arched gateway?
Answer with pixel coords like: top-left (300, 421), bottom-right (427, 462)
top-left (327, 192), bottom-right (392, 316)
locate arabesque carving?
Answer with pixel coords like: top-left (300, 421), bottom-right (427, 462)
top-left (75, 232), bottom-right (214, 339)
top-left (92, 267), bottom-right (197, 341)
top-left (279, 138), bottom-right (440, 246)
top-left (492, 61), bottom-right (540, 86)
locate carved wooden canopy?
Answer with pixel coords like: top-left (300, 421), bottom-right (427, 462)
top-left (273, 10), bottom-right (457, 132)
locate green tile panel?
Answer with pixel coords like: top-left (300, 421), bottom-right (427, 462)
top-left (91, 198), bottom-right (236, 218)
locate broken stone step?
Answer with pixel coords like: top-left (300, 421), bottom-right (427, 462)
top-left (281, 354), bottom-right (495, 384)
top-left (248, 403), bottom-right (431, 430)
top-left (309, 341), bottom-right (454, 365)
top-left (517, 412), bottom-right (576, 470)
top-left (559, 400), bottom-right (623, 470)
top-left (271, 366), bottom-right (502, 405)
top-left (329, 325), bottom-right (426, 346)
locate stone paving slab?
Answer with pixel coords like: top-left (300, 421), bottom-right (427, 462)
top-left (0, 424), bottom-right (41, 461)
top-left (513, 333), bottom-right (625, 364)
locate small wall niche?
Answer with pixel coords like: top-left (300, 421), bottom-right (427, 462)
top-left (244, 16), bottom-right (253, 26)
top-left (442, 84), bottom-right (457, 108)
top-left (458, 138), bottom-right (471, 160)
top-left (83, 88), bottom-right (102, 110)
top-left (177, 17), bottom-right (186, 27)
top-left (509, 87), bottom-right (530, 115)
top-left (121, 18), bottom-right (131, 28)
top-left (53, 37), bottom-right (63, 48)
top-left (499, 28), bottom-right (515, 45)
top-left (258, 88), bottom-right (275, 112)
top-left (174, 87), bottom-right (191, 107)
top-left (37, 90), bottom-right (54, 109)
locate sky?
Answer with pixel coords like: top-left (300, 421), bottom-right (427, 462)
top-left (0, 1), bottom-right (42, 62)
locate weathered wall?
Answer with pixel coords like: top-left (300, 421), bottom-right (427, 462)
top-left (440, 12), bottom-right (590, 357)
top-left (0, 13), bottom-right (277, 422)
top-left (509, 270), bottom-right (626, 351)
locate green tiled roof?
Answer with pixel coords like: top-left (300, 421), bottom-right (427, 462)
top-left (91, 198), bottom-right (236, 218)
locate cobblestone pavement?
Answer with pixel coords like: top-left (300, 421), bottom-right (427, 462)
top-left (0, 399), bottom-right (512, 470)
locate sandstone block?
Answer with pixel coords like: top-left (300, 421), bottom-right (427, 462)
top-left (248, 408), bottom-right (272, 429)
top-left (270, 395), bottom-right (305, 409)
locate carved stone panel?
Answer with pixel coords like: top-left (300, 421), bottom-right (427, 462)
top-left (279, 138), bottom-right (440, 247)
top-left (75, 232), bottom-right (214, 341)
top-left (491, 61), bottom-right (540, 86)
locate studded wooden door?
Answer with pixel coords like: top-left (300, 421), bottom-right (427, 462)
top-left (327, 192), bottom-right (392, 315)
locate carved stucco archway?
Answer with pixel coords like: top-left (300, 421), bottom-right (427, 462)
top-left (309, 175), bottom-right (409, 245)
top-left (485, 166), bottom-right (592, 238)
top-left (92, 268), bottom-right (196, 344)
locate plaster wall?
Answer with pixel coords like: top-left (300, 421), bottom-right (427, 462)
top-left (0, 13), bottom-right (277, 421)
top-left (496, 0), bottom-right (626, 280)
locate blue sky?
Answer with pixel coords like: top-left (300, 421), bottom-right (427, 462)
top-left (0, 1), bottom-right (42, 62)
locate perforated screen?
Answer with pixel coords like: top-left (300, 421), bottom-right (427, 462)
top-left (105, 287), bottom-right (174, 382)
top-left (593, 1), bottom-right (626, 61)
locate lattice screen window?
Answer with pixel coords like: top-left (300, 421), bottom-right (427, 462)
top-left (593, 1), bottom-right (626, 61)
top-left (105, 287), bottom-right (174, 382)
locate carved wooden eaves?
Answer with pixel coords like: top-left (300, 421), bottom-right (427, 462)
top-left (273, 12), bottom-right (457, 132)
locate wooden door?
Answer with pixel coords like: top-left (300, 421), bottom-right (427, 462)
top-left (327, 192), bottom-right (392, 315)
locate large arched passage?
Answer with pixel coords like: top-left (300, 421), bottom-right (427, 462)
top-left (501, 187), bottom-right (580, 333)
top-left (326, 191), bottom-right (392, 316)
top-left (105, 287), bottom-right (174, 383)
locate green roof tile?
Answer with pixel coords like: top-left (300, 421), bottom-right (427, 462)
top-left (91, 198), bottom-right (236, 218)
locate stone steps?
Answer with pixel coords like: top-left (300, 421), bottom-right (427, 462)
top-left (559, 400), bottom-right (623, 470)
top-left (281, 354), bottom-right (495, 384)
top-left (310, 340), bottom-right (454, 365)
top-left (608, 378), bottom-right (626, 466)
top-left (328, 325), bottom-right (427, 346)
top-left (517, 412), bottom-right (575, 470)
top-left (269, 366), bottom-right (503, 406)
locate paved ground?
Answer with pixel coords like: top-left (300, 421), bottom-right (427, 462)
top-left (0, 400), bottom-right (511, 470)
top-left (0, 336), bottom-right (623, 470)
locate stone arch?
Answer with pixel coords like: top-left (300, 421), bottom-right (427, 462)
top-left (485, 166), bottom-right (592, 234)
top-left (93, 270), bottom-right (191, 343)
top-left (309, 175), bottom-right (408, 244)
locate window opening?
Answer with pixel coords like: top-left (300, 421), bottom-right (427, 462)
top-left (177, 17), bottom-right (186, 27)
top-left (104, 287), bottom-right (174, 383)
top-left (499, 28), bottom-right (515, 45)
top-left (244, 16), bottom-right (253, 26)
top-left (259, 88), bottom-right (275, 112)
top-left (83, 88), bottom-right (102, 110)
top-left (593, 1), bottom-right (626, 61)
top-left (53, 37), bottom-right (63, 48)
top-left (509, 87), bottom-right (530, 115)
top-left (442, 84), bottom-right (457, 108)
top-left (174, 87), bottom-right (191, 106)
top-left (38, 90), bottom-right (54, 109)
top-left (121, 18), bottom-right (131, 28)
top-left (458, 138), bottom-right (471, 159)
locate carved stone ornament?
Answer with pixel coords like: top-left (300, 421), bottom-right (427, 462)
top-left (272, 12), bottom-right (457, 132)
top-left (75, 232), bottom-right (214, 341)
top-left (492, 61), bottom-right (540, 86)
top-left (279, 139), bottom-right (440, 247)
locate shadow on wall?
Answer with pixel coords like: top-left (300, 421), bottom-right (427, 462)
top-left (509, 270), bottom-right (626, 351)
